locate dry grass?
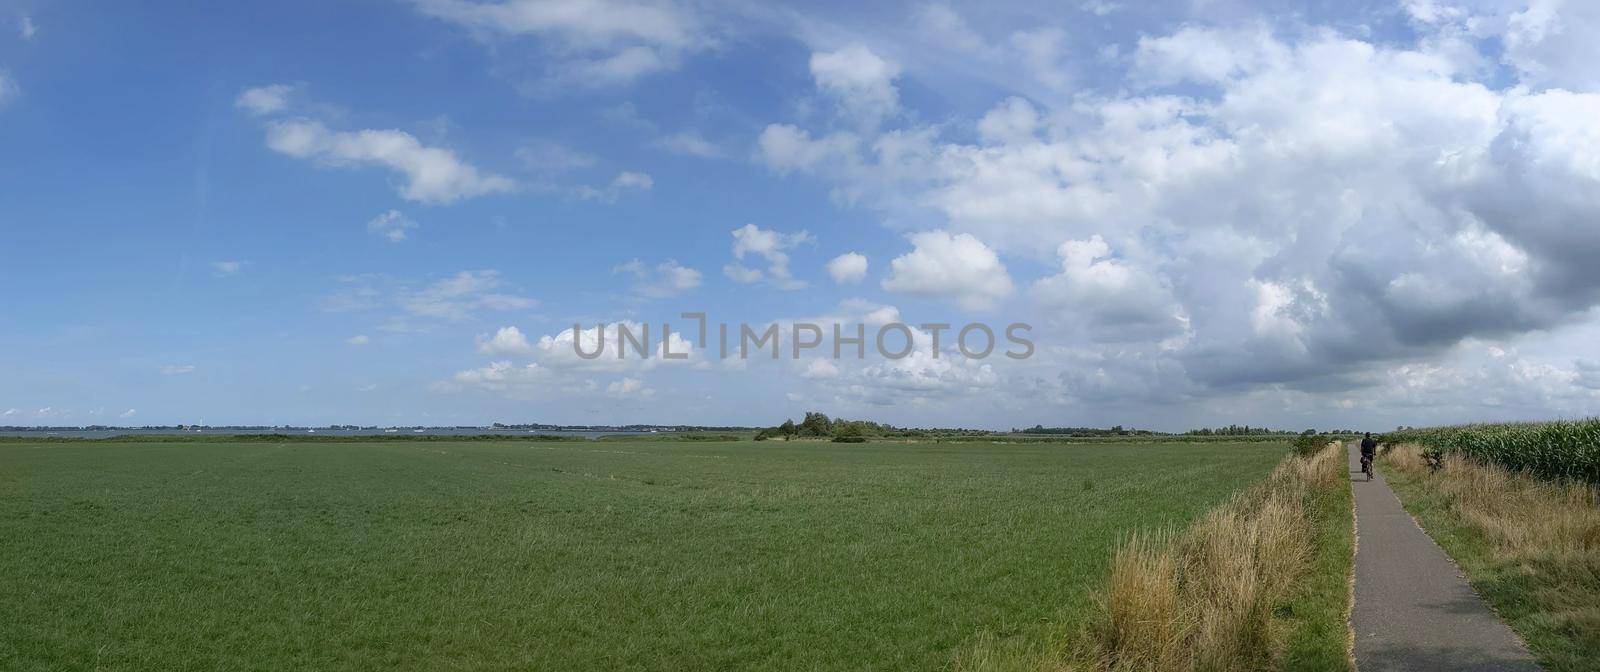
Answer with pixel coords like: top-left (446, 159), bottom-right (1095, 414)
top-left (1088, 443), bottom-right (1347, 672)
top-left (1383, 444), bottom-right (1600, 670)
top-left (951, 443), bottom-right (1352, 672)
top-left (1385, 445), bottom-right (1600, 559)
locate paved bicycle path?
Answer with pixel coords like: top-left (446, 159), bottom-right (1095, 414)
top-left (1348, 442), bottom-right (1540, 671)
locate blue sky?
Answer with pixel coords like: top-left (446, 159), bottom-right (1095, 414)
top-left (3, 0), bottom-right (1599, 430)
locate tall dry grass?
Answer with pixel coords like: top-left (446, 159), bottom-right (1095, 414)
top-left (1087, 443), bottom-right (1346, 672)
top-left (1383, 443), bottom-right (1600, 663)
top-left (1385, 444), bottom-right (1600, 560)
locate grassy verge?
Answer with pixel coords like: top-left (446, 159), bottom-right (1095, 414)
top-left (1278, 447), bottom-right (1355, 670)
top-left (1382, 445), bottom-right (1600, 672)
top-left (954, 443), bottom-right (1354, 671)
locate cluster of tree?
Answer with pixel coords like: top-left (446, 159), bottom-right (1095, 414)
top-left (754, 412), bottom-right (926, 442)
top-left (490, 422), bottom-right (756, 432)
top-left (1010, 424), bottom-right (1161, 437)
top-left (1184, 425), bottom-right (1299, 436)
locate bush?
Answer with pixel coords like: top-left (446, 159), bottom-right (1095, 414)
top-left (1291, 431), bottom-right (1329, 458)
top-left (831, 436), bottom-right (867, 443)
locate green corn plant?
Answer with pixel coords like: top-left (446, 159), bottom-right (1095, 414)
top-left (1385, 419), bottom-right (1600, 485)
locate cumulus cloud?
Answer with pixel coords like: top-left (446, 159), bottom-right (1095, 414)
top-left (1500, 0), bottom-right (1600, 91)
top-left (826, 252), bottom-right (868, 284)
top-left (439, 360), bottom-right (546, 394)
top-left (235, 84), bottom-right (292, 116)
top-left (1032, 235), bottom-right (1185, 342)
top-left (723, 223), bottom-right (811, 289)
top-left (476, 326), bottom-right (535, 356)
top-left (262, 119), bottom-right (515, 204)
top-left (119, 408), bottom-right (137, 419)
top-left (367, 210), bottom-right (418, 243)
top-left (755, 124), bottom-right (857, 175)
top-left (753, 10), bottom-right (1600, 411)
top-left (882, 231), bottom-right (1013, 310)
top-left (606, 376), bottom-right (654, 398)
top-left (535, 320), bottom-right (698, 372)
top-left (810, 45), bottom-right (900, 126)
top-left (347, 335), bottom-right (371, 346)
top-left (614, 258), bottom-right (702, 298)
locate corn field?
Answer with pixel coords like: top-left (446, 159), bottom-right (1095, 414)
top-left (1385, 419), bottom-right (1600, 486)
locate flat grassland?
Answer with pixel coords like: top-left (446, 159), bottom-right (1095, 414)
top-left (0, 439), bottom-right (1287, 670)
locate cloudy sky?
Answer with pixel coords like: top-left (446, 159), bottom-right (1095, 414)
top-left (2, 0), bottom-right (1598, 430)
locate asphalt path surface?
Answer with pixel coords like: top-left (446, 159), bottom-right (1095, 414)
top-left (1348, 442), bottom-right (1540, 671)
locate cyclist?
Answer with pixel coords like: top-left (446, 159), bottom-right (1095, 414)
top-left (1359, 432), bottom-right (1378, 481)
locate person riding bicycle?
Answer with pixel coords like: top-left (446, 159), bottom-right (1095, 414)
top-left (1359, 432), bottom-right (1378, 480)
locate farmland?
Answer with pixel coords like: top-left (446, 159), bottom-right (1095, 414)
top-left (1387, 418), bottom-right (1600, 485)
top-left (1, 438), bottom-right (1288, 670)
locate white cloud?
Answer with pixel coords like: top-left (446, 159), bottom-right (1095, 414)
top-left (723, 223), bottom-right (811, 289)
top-left (477, 326), bottom-right (535, 356)
top-left (400, 270), bottom-right (537, 320)
top-left (210, 261), bottom-right (245, 277)
top-left (412, 0), bottom-right (705, 87)
top-left (263, 118), bottom-right (514, 204)
top-left (515, 141), bottom-right (597, 172)
top-left (1009, 28), bottom-right (1071, 91)
top-left (440, 360), bottom-right (546, 393)
top-left (535, 320), bottom-right (698, 372)
top-left (366, 210), bottom-right (418, 243)
top-left (913, 5), bottom-right (987, 54)
top-left (801, 358), bottom-right (841, 380)
top-left (321, 270), bottom-right (536, 325)
top-left (18, 14), bottom-right (36, 40)
top-left (347, 335), bottom-right (371, 346)
top-left (826, 252), bottom-right (868, 284)
top-left (977, 97), bottom-right (1040, 145)
top-left (810, 45), bottom-right (900, 126)
top-left (160, 365), bottom-right (196, 375)
top-left (614, 259), bottom-right (702, 298)
top-left (1501, 0), bottom-right (1600, 91)
top-left (575, 171), bottom-right (653, 201)
top-left (119, 409), bottom-right (137, 419)
top-left (655, 131), bottom-right (722, 157)
top-left (611, 170), bottom-right (652, 190)
top-left (882, 231), bottom-right (1013, 310)
top-left (755, 124), bottom-right (857, 175)
top-left (748, 15), bottom-right (1600, 411)
top-left (1032, 235), bottom-right (1185, 341)
top-left (606, 376), bottom-right (654, 398)
top-left (235, 84), bottom-right (292, 116)
top-left (0, 70), bottom-right (18, 107)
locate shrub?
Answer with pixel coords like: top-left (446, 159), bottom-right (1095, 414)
top-left (832, 436), bottom-right (867, 443)
top-left (1290, 431), bottom-right (1329, 457)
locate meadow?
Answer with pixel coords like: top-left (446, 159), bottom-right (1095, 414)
top-left (0, 438), bottom-right (1289, 671)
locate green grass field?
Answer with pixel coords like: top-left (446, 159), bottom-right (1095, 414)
top-left (0, 439), bottom-right (1289, 670)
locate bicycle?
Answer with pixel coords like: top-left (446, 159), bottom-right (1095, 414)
top-left (1360, 453), bottom-right (1374, 481)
